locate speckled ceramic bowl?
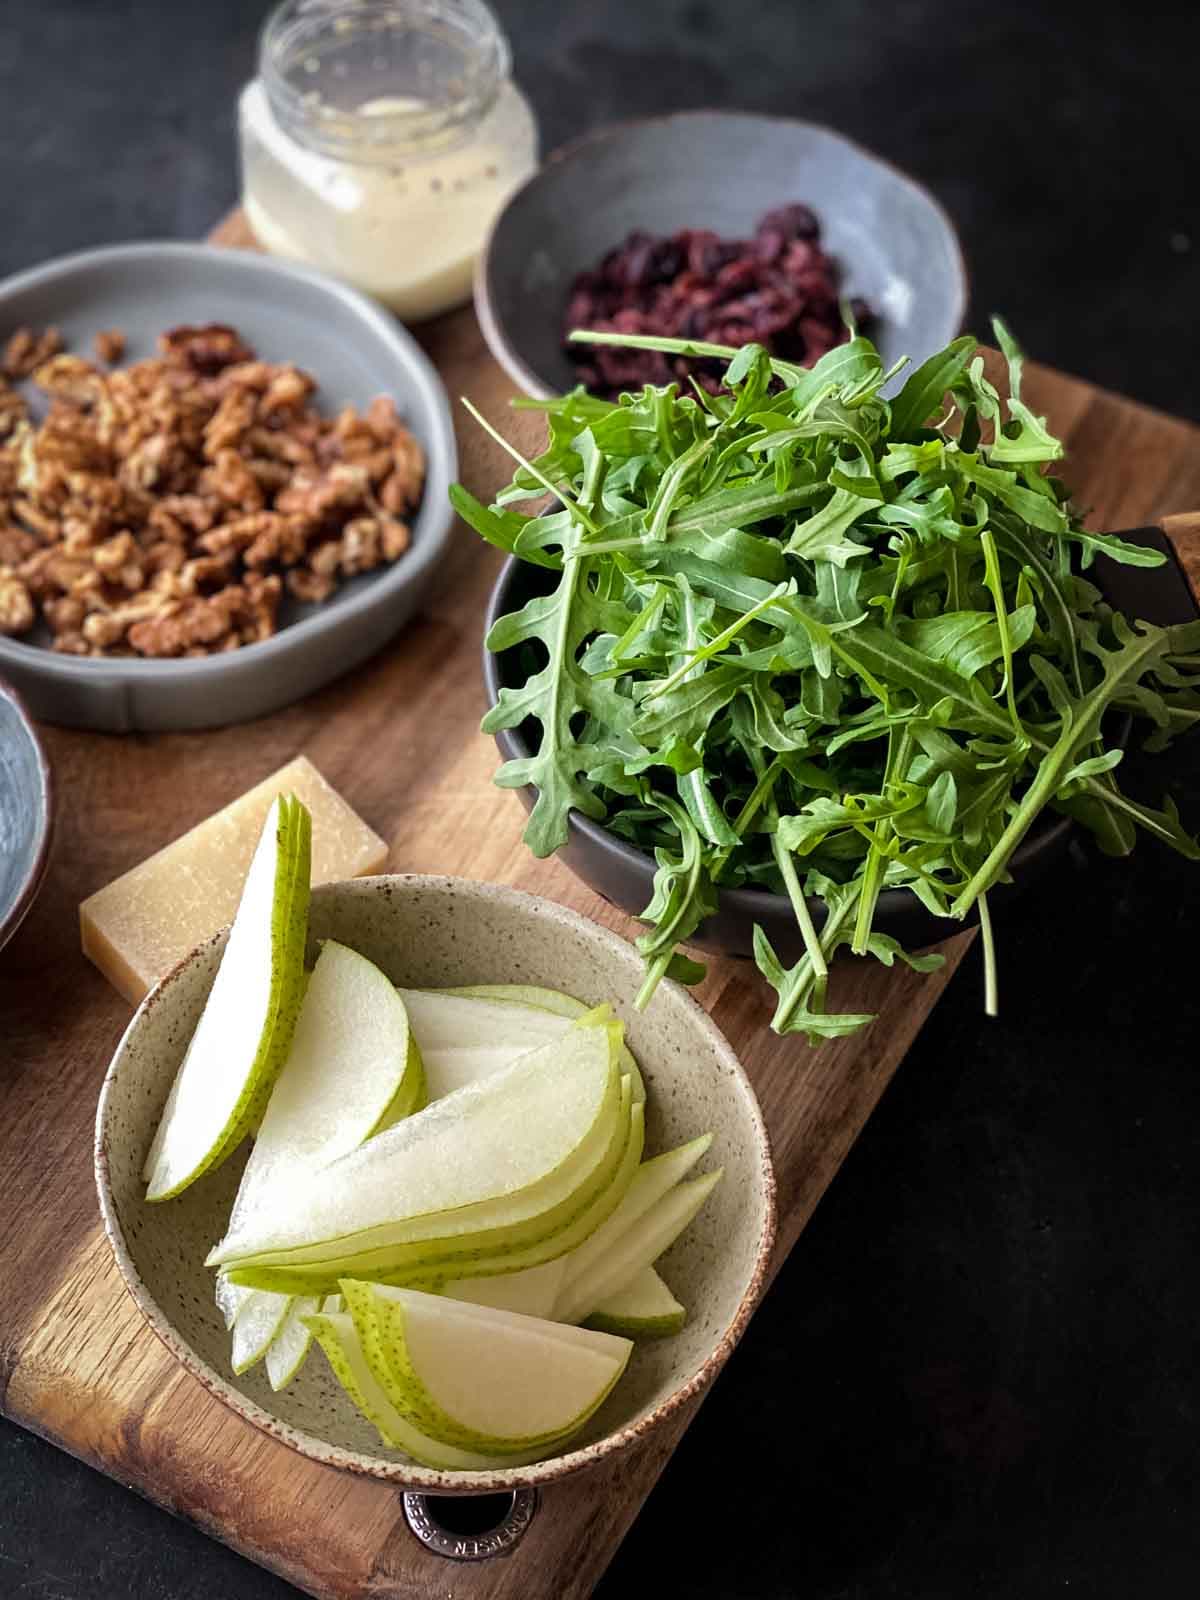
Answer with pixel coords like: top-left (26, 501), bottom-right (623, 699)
top-left (95, 875), bottom-right (776, 1493)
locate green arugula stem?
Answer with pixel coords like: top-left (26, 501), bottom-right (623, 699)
top-left (460, 398), bottom-right (600, 537)
top-left (771, 824), bottom-right (829, 986)
top-left (569, 327), bottom-right (806, 387)
top-left (602, 584), bottom-right (669, 672)
top-left (635, 951), bottom-right (675, 1011)
top-left (579, 439), bottom-right (606, 510)
top-left (646, 434), bottom-right (715, 540)
top-left (978, 891), bottom-right (998, 1016)
top-left (952, 628), bottom-right (1167, 917)
top-left (647, 582), bottom-right (792, 700)
top-left (852, 727), bottom-right (913, 955)
top-left (772, 885), bottom-right (861, 1035)
top-left (711, 758), bottom-right (783, 882)
top-left (980, 528), bottom-right (1023, 735)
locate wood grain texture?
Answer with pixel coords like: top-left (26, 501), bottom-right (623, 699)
top-left (1, 207), bottom-right (1198, 1600)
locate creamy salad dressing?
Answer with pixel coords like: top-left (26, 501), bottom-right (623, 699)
top-left (239, 78), bottom-right (536, 321)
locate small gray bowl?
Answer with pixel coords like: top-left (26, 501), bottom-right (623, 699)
top-left (0, 678), bottom-right (52, 952)
top-left (0, 242), bottom-right (457, 732)
top-left (476, 110), bottom-right (967, 398)
top-left (95, 875), bottom-right (777, 1494)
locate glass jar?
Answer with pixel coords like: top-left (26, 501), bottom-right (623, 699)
top-left (239, 0), bottom-right (538, 321)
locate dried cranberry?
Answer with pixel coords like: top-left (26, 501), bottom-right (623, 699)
top-left (649, 239), bottom-right (685, 282)
top-left (562, 201), bottom-right (875, 400)
top-left (757, 203), bottom-right (820, 241)
top-left (714, 258), bottom-right (758, 297)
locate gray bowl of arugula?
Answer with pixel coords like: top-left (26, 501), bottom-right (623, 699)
top-left (455, 325), bottom-right (1200, 1042)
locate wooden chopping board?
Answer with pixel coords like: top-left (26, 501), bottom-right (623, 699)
top-left (0, 207), bottom-right (1198, 1600)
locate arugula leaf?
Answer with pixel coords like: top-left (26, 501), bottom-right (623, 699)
top-left (889, 335), bottom-right (977, 435)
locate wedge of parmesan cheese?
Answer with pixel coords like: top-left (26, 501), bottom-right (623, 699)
top-left (80, 755), bottom-right (387, 1004)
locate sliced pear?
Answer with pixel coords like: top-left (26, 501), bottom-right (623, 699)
top-left (380, 1088), bottom-right (644, 1290)
top-left (584, 1266), bottom-right (686, 1339)
top-left (302, 1311), bottom-right (548, 1469)
top-left (222, 1072), bottom-right (635, 1295)
top-left (555, 1169), bottom-right (723, 1326)
top-left (366, 1282), bottom-right (636, 1355)
top-left (144, 794), bottom-right (311, 1202)
top-left (436, 1257), bottom-right (567, 1320)
top-left (434, 984), bottom-right (646, 1104)
top-left (210, 1019), bottom-right (619, 1273)
top-left (399, 989), bottom-right (571, 1099)
top-left (556, 1132), bottom-right (713, 1295)
top-left (370, 1043), bottom-right (427, 1131)
top-left (222, 1065), bottom-right (624, 1284)
top-left (218, 940), bottom-right (425, 1371)
top-left (229, 940), bottom-right (425, 1227)
top-left (358, 1284), bottom-right (630, 1453)
top-left (406, 1094), bottom-right (645, 1285)
top-left (264, 1296), bottom-right (320, 1390)
top-left (215, 1274), bottom-right (254, 1330)
top-left (230, 1289), bottom-right (293, 1375)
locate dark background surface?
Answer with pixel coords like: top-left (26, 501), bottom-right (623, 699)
top-left (1, 1), bottom-right (1198, 1596)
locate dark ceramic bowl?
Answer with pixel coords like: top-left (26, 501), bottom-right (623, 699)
top-left (482, 530), bottom-right (1198, 963)
top-left (0, 679), bottom-right (53, 953)
top-left (476, 111), bottom-right (968, 399)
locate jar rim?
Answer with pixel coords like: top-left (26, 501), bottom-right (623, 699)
top-left (259, 0), bottom-right (511, 163)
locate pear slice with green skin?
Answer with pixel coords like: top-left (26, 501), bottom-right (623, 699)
top-left (144, 794), bottom-right (312, 1202)
top-left (350, 1283), bottom-right (630, 1454)
top-left (435, 1257), bottom-right (567, 1320)
top-left (230, 1290), bottom-right (293, 1375)
top-left (555, 1169), bottom-right (724, 1326)
top-left (368, 1037), bottom-right (427, 1131)
top-left (227, 940), bottom-right (426, 1227)
top-left (302, 1312), bottom-right (549, 1469)
top-left (264, 1296), bottom-right (320, 1390)
top-left (555, 1131), bottom-right (713, 1297)
top-left (366, 1282), bottom-right (639, 1356)
top-left (399, 989), bottom-right (576, 1101)
top-left (210, 1020), bottom-right (620, 1276)
top-left (223, 1073), bottom-right (636, 1295)
top-left (394, 1092), bottom-right (644, 1293)
top-left (341, 1276), bottom-right (626, 1453)
top-left (217, 940), bottom-right (427, 1370)
top-left (584, 1266), bottom-right (686, 1339)
top-left (239, 1091), bottom-right (644, 1298)
top-left (433, 984), bottom-right (646, 1106)
top-left (220, 1066), bottom-right (624, 1285)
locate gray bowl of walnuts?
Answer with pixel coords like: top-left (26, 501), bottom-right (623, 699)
top-left (0, 242), bottom-right (456, 732)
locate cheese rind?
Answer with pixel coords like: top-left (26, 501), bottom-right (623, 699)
top-left (80, 755), bottom-right (388, 1004)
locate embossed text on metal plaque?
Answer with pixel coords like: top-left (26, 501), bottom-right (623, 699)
top-left (402, 1489), bottom-right (539, 1561)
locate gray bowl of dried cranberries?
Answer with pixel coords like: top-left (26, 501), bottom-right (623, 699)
top-left (476, 110), bottom-right (967, 402)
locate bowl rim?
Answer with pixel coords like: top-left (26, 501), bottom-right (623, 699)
top-left (0, 239), bottom-right (457, 688)
top-left (0, 676), bottom-right (54, 952)
top-left (474, 107), bottom-right (970, 400)
top-left (94, 872), bottom-right (778, 1494)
